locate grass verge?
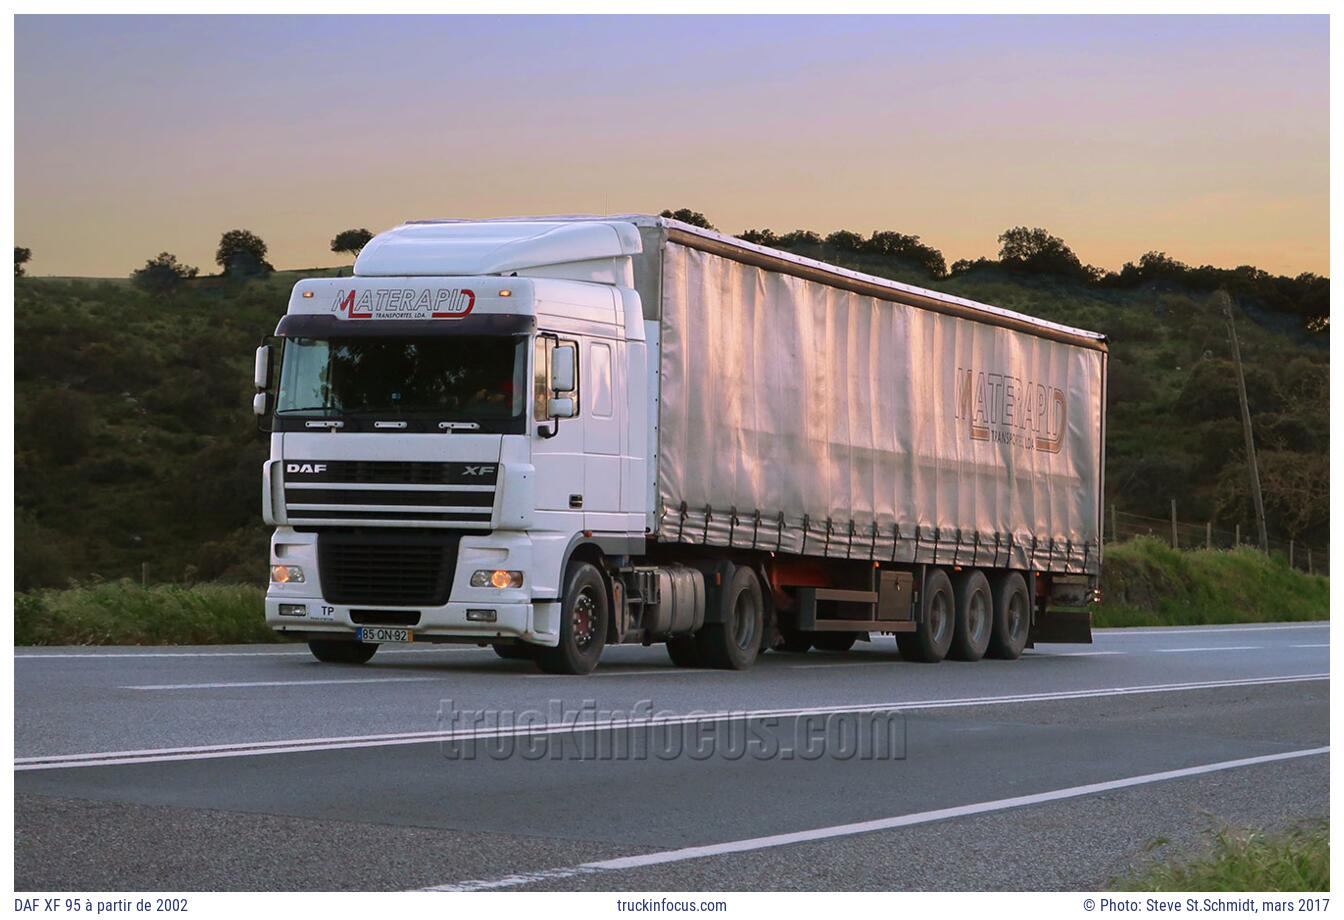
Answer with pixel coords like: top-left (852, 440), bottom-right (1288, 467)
top-left (15, 580), bottom-right (274, 646)
top-left (1095, 536), bottom-right (1328, 628)
top-left (1111, 820), bottom-right (1328, 891)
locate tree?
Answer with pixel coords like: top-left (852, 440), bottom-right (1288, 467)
top-left (824, 230), bottom-right (865, 252)
top-left (131, 252), bottom-right (199, 295)
top-left (737, 229), bottom-right (779, 246)
top-left (331, 228), bottom-right (374, 260)
top-left (997, 226), bottom-right (1098, 280)
top-left (660, 208), bottom-right (716, 230)
top-left (15, 246), bottom-right (31, 277)
top-left (863, 231), bottom-right (947, 278)
top-left (215, 229), bottom-right (272, 276)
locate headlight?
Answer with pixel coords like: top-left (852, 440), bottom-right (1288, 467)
top-left (471, 569), bottom-right (523, 589)
top-left (271, 564), bottom-right (305, 584)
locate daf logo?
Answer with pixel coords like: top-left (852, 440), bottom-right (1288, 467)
top-left (287, 463), bottom-right (327, 474)
top-left (463, 465), bottom-right (496, 477)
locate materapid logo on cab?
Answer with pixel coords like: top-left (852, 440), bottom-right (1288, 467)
top-left (332, 287), bottom-right (475, 320)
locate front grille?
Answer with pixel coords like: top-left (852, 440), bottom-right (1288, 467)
top-left (284, 460), bottom-right (498, 528)
top-left (318, 531), bottom-right (461, 607)
top-left (351, 609), bottom-right (423, 627)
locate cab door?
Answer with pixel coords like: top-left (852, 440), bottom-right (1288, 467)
top-left (582, 338), bottom-right (623, 530)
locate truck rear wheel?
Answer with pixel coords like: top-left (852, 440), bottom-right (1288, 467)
top-left (536, 562), bottom-right (609, 675)
top-left (307, 639), bottom-right (378, 664)
top-left (812, 632), bottom-right (858, 652)
top-left (949, 570), bottom-right (993, 661)
top-left (987, 571), bottom-right (1031, 660)
top-left (697, 566), bottom-right (763, 670)
top-left (896, 568), bottom-right (954, 663)
top-left (493, 643), bottom-right (535, 661)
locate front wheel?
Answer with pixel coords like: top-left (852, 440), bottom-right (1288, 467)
top-left (308, 639), bottom-right (378, 664)
top-left (536, 562), bottom-right (609, 675)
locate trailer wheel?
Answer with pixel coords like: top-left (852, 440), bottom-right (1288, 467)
top-left (665, 635), bottom-right (705, 667)
top-left (307, 639), bottom-right (378, 664)
top-left (697, 566), bottom-right (764, 670)
top-left (896, 568), bottom-right (955, 663)
top-left (536, 562), bottom-right (608, 675)
top-left (812, 632), bottom-right (858, 652)
top-left (949, 570), bottom-right (993, 661)
top-left (987, 571), bottom-right (1031, 660)
top-left (493, 643), bottom-right (535, 661)
top-left (774, 624), bottom-right (813, 653)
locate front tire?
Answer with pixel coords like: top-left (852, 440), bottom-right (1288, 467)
top-left (896, 568), bottom-right (955, 663)
top-left (307, 639), bottom-right (378, 664)
top-left (536, 562), bottom-right (609, 675)
top-left (697, 566), bottom-right (764, 670)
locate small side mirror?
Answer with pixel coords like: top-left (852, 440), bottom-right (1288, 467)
top-left (254, 345), bottom-right (271, 390)
top-left (253, 392), bottom-right (269, 417)
top-left (546, 396), bottom-right (577, 419)
top-left (550, 344), bottom-right (576, 392)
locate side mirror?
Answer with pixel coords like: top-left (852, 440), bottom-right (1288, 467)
top-left (546, 396), bottom-right (577, 419)
top-left (550, 344), bottom-right (576, 392)
top-left (252, 392), bottom-right (270, 417)
top-left (253, 345), bottom-right (271, 390)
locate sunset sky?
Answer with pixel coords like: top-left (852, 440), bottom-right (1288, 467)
top-left (15, 14), bottom-right (1329, 278)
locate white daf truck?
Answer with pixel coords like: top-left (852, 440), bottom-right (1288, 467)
top-left (256, 215), bottom-right (1106, 674)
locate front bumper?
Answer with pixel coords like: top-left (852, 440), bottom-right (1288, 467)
top-left (265, 528), bottom-right (560, 646)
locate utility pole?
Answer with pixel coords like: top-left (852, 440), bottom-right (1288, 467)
top-left (1220, 291), bottom-right (1269, 553)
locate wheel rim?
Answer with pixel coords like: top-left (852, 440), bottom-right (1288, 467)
top-left (968, 590), bottom-right (989, 645)
top-left (571, 587), bottom-right (598, 650)
top-left (929, 591), bottom-right (950, 644)
top-left (732, 591), bottom-right (754, 650)
top-left (1007, 592), bottom-right (1027, 641)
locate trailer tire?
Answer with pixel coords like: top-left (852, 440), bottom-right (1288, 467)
top-left (896, 568), bottom-right (955, 663)
top-left (307, 639), bottom-right (378, 664)
top-left (949, 570), bottom-right (993, 661)
top-left (812, 632), bottom-right (858, 652)
top-left (493, 643), bottom-right (535, 661)
top-left (536, 562), bottom-right (608, 675)
top-left (987, 571), bottom-right (1031, 660)
top-left (665, 636), bottom-right (705, 668)
top-left (697, 566), bottom-right (764, 670)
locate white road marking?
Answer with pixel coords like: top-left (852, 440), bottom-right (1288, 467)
top-left (1155, 646), bottom-right (1259, 653)
top-left (526, 668), bottom-right (693, 679)
top-left (14, 672), bottom-right (1327, 771)
top-left (1293, 644), bottom-right (1330, 649)
top-left (424, 746), bottom-right (1330, 891)
top-left (16, 646), bottom-right (487, 660)
top-left (1027, 651), bottom-right (1125, 657)
top-left (125, 676), bottom-right (446, 691)
top-left (786, 661), bottom-right (891, 670)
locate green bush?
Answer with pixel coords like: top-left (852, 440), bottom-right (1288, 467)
top-left (15, 580), bottom-right (274, 646)
top-left (1112, 820), bottom-right (1328, 891)
top-left (1096, 537), bottom-right (1328, 627)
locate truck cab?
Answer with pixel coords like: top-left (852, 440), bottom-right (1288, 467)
top-left (257, 219), bottom-right (650, 673)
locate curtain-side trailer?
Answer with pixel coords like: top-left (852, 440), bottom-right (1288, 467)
top-left (256, 215), bottom-right (1107, 674)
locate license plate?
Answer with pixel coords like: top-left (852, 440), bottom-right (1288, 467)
top-left (355, 627), bottom-right (413, 644)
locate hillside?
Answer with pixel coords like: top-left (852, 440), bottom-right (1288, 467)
top-left (14, 257), bottom-right (1328, 590)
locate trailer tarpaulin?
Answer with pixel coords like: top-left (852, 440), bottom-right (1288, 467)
top-left (655, 242), bottom-right (1105, 575)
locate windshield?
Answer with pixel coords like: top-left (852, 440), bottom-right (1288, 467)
top-left (276, 336), bottom-right (528, 429)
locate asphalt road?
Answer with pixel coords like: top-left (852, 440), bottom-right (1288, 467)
top-left (14, 622), bottom-right (1330, 891)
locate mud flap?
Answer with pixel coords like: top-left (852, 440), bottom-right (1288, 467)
top-left (1030, 609), bottom-right (1094, 645)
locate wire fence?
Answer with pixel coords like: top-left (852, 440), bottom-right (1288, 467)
top-left (1107, 506), bottom-right (1327, 577)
